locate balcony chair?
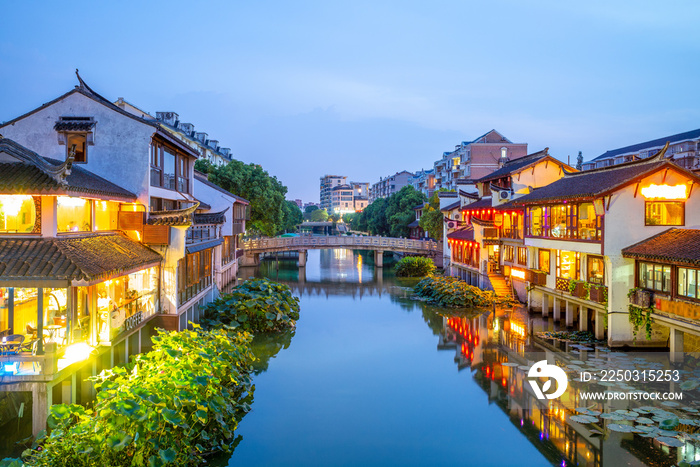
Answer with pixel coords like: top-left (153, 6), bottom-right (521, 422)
top-left (1, 334), bottom-right (25, 356)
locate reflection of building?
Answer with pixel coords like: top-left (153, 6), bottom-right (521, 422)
top-left (0, 74), bottom-right (248, 436)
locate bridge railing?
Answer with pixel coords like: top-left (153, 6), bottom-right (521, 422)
top-left (243, 236), bottom-right (440, 252)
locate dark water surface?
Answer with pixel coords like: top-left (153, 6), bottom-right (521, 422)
top-left (225, 249), bottom-right (552, 466)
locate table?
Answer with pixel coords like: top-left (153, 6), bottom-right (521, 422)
top-left (45, 325), bottom-right (63, 344)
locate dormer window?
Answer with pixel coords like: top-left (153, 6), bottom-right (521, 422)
top-left (54, 117), bottom-right (96, 163)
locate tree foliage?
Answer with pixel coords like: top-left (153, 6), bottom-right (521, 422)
top-left (351, 186), bottom-right (426, 237)
top-left (394, 256), bottom-right (436, 277)
top-left (304, 205), bottom-right (319, 214)
top-left (281, 201), bottom-right (303, 233)
top-left (309, 208), bottom-right (329, 222)
top-left (419, 189), bottom-right (453, 240)
top-left (195, 159), bottom-right (288, 236)
top-left (576, 151), bottom-right (583, 171)
top-left (414, 275), bottom-right (512, 308)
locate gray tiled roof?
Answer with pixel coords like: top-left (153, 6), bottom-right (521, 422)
top-left (475, 149), bottom-right (553, 184)
top-left (591, 128), bottom-right (700, 162)
top-left (508, 157), bottom-right (696, 205)
top-left (0, 138), bottom-right (136, 201)
top-left (622, 229), bottom-right (700, 266)
top-left (0, 233), bottom-right (162, 285)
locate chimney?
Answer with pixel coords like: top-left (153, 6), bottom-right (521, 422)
top-left (178, 122), bottom-right (195, 136)
top-left (155, 112), bottom-right (179, 127)
top-left (195, 132), bottom-right (208, 143)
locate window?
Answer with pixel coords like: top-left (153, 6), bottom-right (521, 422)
top-left (678, 267), bottom-right (699, 300)
top-left (66, 133), bottom-right (87, 163)
top-left (549, 205), bottom-right (568, 238)
top-left (529, 207), bottom-right (543, 236)
top-left (645, 201), bottom-right (684, 226)
top-left (177, 156), bottom-right (188, 192)
top-left (503, 245), bottom-right (514, 262)
top-left (95, 201), bottom-right (120, 231)
top-left (578, 203), bottom-right (597, 240)
top-left (0, 195), bottom-right (37, 233)
top-left (57, 197), bottom-right (92, 232)
top-left (150, 144), bottom-right (162, 187)
top-left (163, 148), bottom-right (176, 190)
top-left (587, 255), bottom-right (605, 285)
top-left (517, 247), bottom-right (527, 265)
top-left (556, 250), bottom-right (579, 279)
top-left (538, 249), bottom-right (550, 273)
top-left (638, 262), bottom-right (671, 293)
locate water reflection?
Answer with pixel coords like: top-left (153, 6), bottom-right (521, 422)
top-left (228, 248), bottom-right (700, 466)
top-left (434, 305), bottom-right (700, 467)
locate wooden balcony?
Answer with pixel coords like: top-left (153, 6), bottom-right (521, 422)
top-left (589, 284), bottom-right (607, 304)
top-left (526, 269), bottom-right (547, 286)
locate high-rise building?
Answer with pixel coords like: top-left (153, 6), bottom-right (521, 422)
top-left (319, 175), bottom-right (347, 211)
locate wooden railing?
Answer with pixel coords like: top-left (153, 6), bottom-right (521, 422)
top-left (243, 236), bottom-right (440, 253)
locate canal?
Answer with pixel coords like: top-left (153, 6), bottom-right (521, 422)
top-left (218, 248), bottom-right (700, 466)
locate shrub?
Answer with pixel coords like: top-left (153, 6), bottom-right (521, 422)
top-left (200, 278), bottom-right (300, 333)
top-left (394, 256), bottom-right (436, 277)
top-left (13, 326), bottom-right (255, 466)
top-left (414, 275), bottom-right (512, 308)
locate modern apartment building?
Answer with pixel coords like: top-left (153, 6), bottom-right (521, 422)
top-left (433, 130), bottom-right (528, 191)
top-left (369, 170), bottom-right (414, 203)
top-left (582, 128), bottom-right (700, 171)
top-left (319, 175), bottom-right (347, 211)
top-left (410, 168), bottom-right (436, 198)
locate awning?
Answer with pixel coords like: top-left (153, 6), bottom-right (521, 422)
top-left (0, 233), bottom-right (162, 286)
top-left (186, 238), bottom-right (223, 254)
top-left (622, 228), bottom-right (700, 267)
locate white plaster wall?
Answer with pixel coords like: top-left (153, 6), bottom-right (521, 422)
top-left (0, 92), bottom-right (155, 206)
top-left (511, 161), bottom-right (568, 195)
top-left (193, 177), bottom-right (237, 237)
top-left (603, 168), bottom-right (700, 345)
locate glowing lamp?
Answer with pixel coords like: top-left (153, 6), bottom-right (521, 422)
top-left (0, 195), bottom-right (30, 217)
top-left (3, 362), bottom-right (17, 375)
top-left (511, 269), bottom-right (526, 280)
top-left (57, 196), bottom-right (87, 207)
top-left (61, 343), bottom-right (95, 367)
top-left (641, 184), bottom-right (687, 200)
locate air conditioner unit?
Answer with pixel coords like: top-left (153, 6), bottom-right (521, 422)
top-left (447, 221), bottom-right (457, 229)
top-left (499, 191), bottom-right (511, 201)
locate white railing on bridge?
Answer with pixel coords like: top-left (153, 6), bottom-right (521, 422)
top-left (243, 236), bottom-right (439, 253)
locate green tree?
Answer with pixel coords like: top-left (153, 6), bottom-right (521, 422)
top-left (384, 185), bottom-right (426, 238)
top-left (419, 189), bottom-right (453, 239)
top-left (280, 200), bottom-right (303, 234)
top-left (204, 160), bottom-right (288, 236)
top-left (304, 205), bottom-right (319, 214)
top-left (309, 208), bottom-right (329, 222)
top-left (194, 158), bottom-right (214, 174)
top-left (576, 151), bottom-right (583, 170)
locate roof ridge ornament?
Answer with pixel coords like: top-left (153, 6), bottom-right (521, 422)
top-left (649, 141), bottom-right (670, 161)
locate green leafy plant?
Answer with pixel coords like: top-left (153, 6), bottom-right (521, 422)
top-left (414, 275), bottom-right (512, 308)
top-left (628, 303), bottom-right (654, 341)
top-left (15, 326), bottom-right (255, 466)
top-left (394, 256), bottom-right (436, 277)
top-left (200, 278), bottom-right (300, 333)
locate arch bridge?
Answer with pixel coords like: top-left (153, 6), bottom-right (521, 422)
top-left (241, 236), bottom-right (440, 267)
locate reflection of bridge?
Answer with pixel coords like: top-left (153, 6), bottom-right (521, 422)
top-left (242, 236), bottom-right (440, 267)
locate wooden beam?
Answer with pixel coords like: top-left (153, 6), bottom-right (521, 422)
top-left (662, 168), bottom-right (669, 183)
top-left (606, 195), bottom-right (612, 211)
top-left (689, 181), bottom-right (695, 198)
top-left (634, 182), bottom-right (640, 198)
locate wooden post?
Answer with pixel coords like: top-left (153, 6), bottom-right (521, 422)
top-left (37, 288), bottom-right (44, 355)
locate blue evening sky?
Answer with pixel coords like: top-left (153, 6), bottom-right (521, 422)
top-left (1, 1), bottom-right (699, 203)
